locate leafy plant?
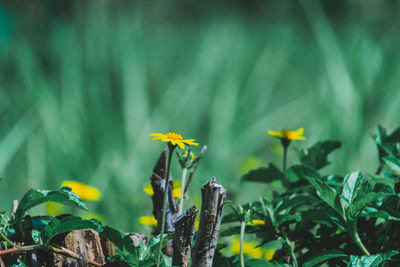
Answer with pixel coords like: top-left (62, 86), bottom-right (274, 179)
top-left (226, 126), bottom-right (400, 266)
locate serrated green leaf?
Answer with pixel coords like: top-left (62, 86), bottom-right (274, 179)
top-left (14, 188), bottom-right (88, 233)
top-left (346, 250), bottom-right (399, 267)
top-left (341, 172), bottom-right (364, 209)
top-left (241, 164), bottom-right (284, 183)
top-left (382, 157), bottom-right (400, 172)
top-left (41, 215), bottom-right (103, 245)
top-left (303, 250), bottom-right (347, 267)
top-left (348, 183), bottom-right (395, 220)
top-left (291, 165), bottom-right (342, 215)
top-left (275, 195), bottom-right (317, 215)
top-left (300, 140), bottom-right (341, 170)
top-left (361, 208), bottom-right (400, 221)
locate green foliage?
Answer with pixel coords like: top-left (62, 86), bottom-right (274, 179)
top-left (40, 216), bottom-right (103, 245)
top-left (241, 164), bottom-right (284, 183)
top-left (299, 140), bottom-right (341, 170)
top-left (344, 251), bottom-right (399, 267)
top-left (225, 125), bottom-right (400, 266)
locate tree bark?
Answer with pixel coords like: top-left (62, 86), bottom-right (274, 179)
top-left (192, 177), bottom-right (226, 267)
top-left (172, 205), bottom-right (198, 267)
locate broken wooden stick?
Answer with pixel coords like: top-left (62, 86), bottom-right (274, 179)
top-left (172, 205), bottom-right (198, 267)
top-left (192, 177), bottom-right (226, 267)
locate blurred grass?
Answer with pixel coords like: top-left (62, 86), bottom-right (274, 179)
top-left (0, 0), bottom-right (400, 233)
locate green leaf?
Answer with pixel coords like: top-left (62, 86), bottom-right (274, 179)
top-left (291, 165), bottom-right (342, 215)
top-left (383, 157), bottom-right (400, 172)
top-left (302, 250), bottom-right (347, 267)
top-left (349, 183), bottom-right (395, 220)
top-left (299, 140), bottom-right (341, 170)
top-left (341, 172), bottom-right (364, 210)
top-left (14, 188), bottom-right (88, 232)
top-left (346, 251), bottom-right (399, 267)
top-left (244, 258), bottom-right (284, 267)
top-left (360, 208), bottom-right (400, 221)
top-left (11, 259), bottom-right (29, 267)
top-left (41, 215), bottom-right (103, 245)
top-left (241, 164), bottom-right (284, 183)
top-left (374, 126), bottom-right (400, 159)
top-left (220, 226), bottom-right (241, 237)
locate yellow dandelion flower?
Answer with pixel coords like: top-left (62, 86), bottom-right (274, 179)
top-left (231, 237), bottom-right (263, 259)
top-left (139, 216), bottom-right (158, 226)
top-left (46, 202), bottom-right (66, 216)
top-left (143, 183), bottom-right (154, 195)
top-left (143, 182), bottom-right (184, 199)
top-left (149, 131), bottom-right (199, 149)
top-left (247, 219), bottom-right (265, 226)
top-left (264, 249), bottom-right (275, 261)
top-left (268, 128), bottom-right (306, 141)
top-left (61, 181), bottom-right (101, 201)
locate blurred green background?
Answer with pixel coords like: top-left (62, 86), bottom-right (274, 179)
top-left (0, 0), bottom-right (399, 233)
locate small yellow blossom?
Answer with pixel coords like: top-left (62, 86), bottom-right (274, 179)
top-left (264, 249), bottom-right (275, 261)
top-left (268, 128), bottom-right (306, 141)
top-left (231, 237), bottom-right (275, 261)
top-left (149, 131), bottom-right (199, 149)
top-left (61, 181), bottom-right (102, 201)
top-left (231, 238), bottom-right (263, 258)
top-left (143, 182), bottom-right (184, 199)
top-left (139, 216), bottom-right (158, 226)
top-left (247, 219), bottom-right (265, 226)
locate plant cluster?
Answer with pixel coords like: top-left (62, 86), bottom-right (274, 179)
top-left (218, 126), bottom-right (400, 266)
top-left (1, 126), bottom-right (399, 267)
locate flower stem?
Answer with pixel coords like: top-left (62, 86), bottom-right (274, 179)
top-left (156, 146), bottom-right (174, 267)
top-left (178, 167), bottom-right (187, 215)
top-left (240, 220), bottom-right (246, 267)
top-left (282, 145), bottom-right (288, 172)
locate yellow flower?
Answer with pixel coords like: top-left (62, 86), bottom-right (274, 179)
top-left (264, 249), bottom-right (275, 261)
top-left (247, 219), bottom-right (265, 226)
top-left (61, 181), bottom-right (101, 201)
top-left (143, 182), bottom-right (184, 199)
top-left (231, 238), bottom-right (263, 258)
top-left (231, 237), bottom-right (275, 261)
top-left (268, 128), bottom-right (306, 141)
top-left (139, 216), bottom-right (158, 226)
top-left (149, 131), bottom-right (199, 149)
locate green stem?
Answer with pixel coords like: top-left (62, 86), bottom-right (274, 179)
top-left (178, 168), bottom-right (187, 215)
top-left (240, 220), bottom-right (246, 267)
top-left (349, 221), bottom-right (370, 255)
top-left (282, 145), bottom-right (288, 172)
top-left (156, 146), bottom-right (174, 267)
top-left (0, 230), bottom-right (40, 251)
